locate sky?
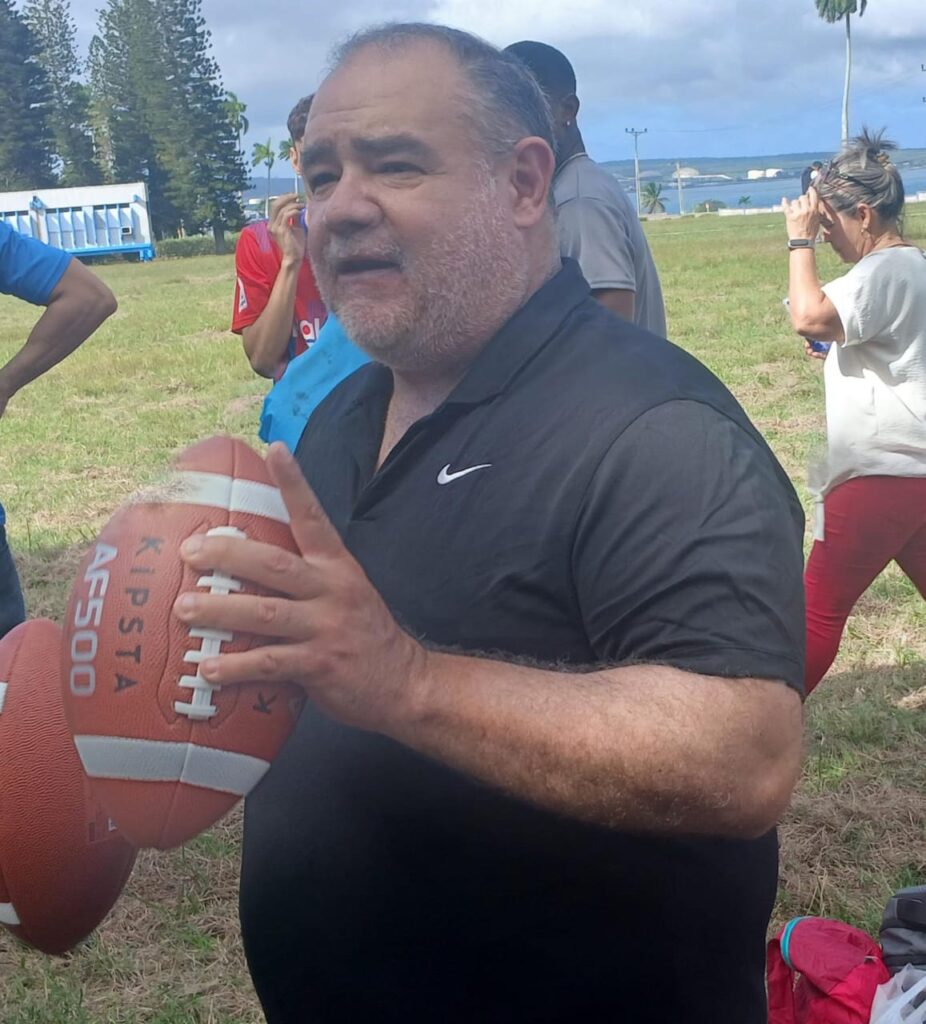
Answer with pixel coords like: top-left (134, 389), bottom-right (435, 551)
top-left (65, 0), bottom-right (926, 163)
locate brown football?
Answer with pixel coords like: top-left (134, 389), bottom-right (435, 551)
top-left (0, 618), bottom-right (137, 954)
top-left (61, 436), bottom-right (305, 850)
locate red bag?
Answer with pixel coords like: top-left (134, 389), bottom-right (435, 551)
top-left (767, 916), bottom-right (891, 1023)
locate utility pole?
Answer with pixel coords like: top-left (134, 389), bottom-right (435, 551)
top-left (625, 127), bottom-right (647, 217)
top-left (675, 160), bottom-right (684, 216)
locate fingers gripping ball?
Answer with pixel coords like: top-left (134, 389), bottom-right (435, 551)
top-left (0, 619), bottom-right (137, 955)
top-left (61, 436), bottom-right (305, 850)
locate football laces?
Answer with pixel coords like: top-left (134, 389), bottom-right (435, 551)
top-left (175, 526), bottom-right (245, 721)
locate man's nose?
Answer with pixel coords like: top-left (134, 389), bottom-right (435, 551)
top-left (316, 171), bottom-right (382, 236)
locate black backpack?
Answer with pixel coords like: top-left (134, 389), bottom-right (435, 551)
top-left (881, 886), bottom-right (926, 974)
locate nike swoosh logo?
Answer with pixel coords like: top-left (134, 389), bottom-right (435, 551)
top-left (437, 463), bottom-right (492, 485)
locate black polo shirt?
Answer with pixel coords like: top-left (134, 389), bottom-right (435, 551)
top-left (240, 261), bottom-right (805, 1024)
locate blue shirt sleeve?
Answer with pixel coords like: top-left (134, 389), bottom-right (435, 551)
top-left (0, 221), bottom-right (72, 306)
top-left (259, 315), bottom-right (371, 450)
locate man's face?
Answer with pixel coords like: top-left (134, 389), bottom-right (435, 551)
top-left (301, 42), bottom-right (530, 371)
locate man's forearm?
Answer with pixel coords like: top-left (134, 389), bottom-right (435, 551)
top-left (173, 450), bottom-right (804, 842)
top-left (591, 287), bottom-right (635, 321)
top-left (0, 262), bottom-right (116, 402)
top-left (390, 653), bottom-right (803, 838)
top-left (241, 261), bottom-right (301, 377)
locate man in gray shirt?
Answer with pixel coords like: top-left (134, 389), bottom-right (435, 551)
top-left (506, 41), bottom-right (666, 336)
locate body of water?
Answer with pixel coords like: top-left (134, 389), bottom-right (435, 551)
top-left (628, 167), bottom-right (926, 216)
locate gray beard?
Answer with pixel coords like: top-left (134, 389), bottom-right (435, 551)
top-left (318, 176), bottom-right (531, 374)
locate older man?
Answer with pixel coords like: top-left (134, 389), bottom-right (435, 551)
top-left (175, 24), bottom-right (804, 1024)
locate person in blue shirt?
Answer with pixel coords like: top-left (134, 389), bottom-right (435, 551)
top-left (0, 222), bottom-right (117, 638)
top-left (259, 312), bottom-right (370, 451)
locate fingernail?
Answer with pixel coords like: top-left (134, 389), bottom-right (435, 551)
top-left (182, 535), bottom-right (203, 556)
top-left (176, 594), bottom-right (195, 614)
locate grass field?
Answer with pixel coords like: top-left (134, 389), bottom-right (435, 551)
top-left (0, 211), bottom-right (924, 1022)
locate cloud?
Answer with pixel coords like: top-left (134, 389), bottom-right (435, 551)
top-left (63, 0), bottom-right (926, 159)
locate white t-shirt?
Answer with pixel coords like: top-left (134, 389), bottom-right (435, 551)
top-left (819, 246), bottom-right (926, 495)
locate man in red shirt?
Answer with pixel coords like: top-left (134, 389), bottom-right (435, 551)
top-left (232, 94), bottom-right (327, 379)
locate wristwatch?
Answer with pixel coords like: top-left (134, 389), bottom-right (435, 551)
top-left (788, 238), bottom-right (816, 250)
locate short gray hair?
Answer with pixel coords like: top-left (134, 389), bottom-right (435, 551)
top-left (815, 128), bottom-right (905, 226)
top-left (330, 23), bottom-right (557, 163)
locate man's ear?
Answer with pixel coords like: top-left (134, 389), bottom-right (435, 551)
top-left (290, 146), bottom-right (300, 174)
top-left (507, 137), bottom-right (556, 228)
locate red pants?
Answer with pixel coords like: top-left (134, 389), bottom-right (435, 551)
top-left (805, 475), bottom-right (926, 694)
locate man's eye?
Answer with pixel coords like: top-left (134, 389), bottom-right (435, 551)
top-left (378, 162), bottom-right (420, 175)
top-left (307, 172), bottom-right (337, 194)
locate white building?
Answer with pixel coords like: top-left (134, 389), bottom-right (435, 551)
top-left (0, 182), bottom-right (154, 260)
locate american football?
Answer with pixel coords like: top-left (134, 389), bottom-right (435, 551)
top-left (61, 436), bottom-right (305, 850)
top-left (0, 618), bottom-right (137, 955)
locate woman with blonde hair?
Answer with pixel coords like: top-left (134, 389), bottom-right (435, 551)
top-left (782, 129), bottom-right (926, 694)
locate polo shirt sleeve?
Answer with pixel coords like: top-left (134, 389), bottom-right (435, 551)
top-left (0, 222), bottom-right (72, 305)
top-left (556, 197), bottom-right (636, 293)
top-left (572, 400), bottom-right (805, 692)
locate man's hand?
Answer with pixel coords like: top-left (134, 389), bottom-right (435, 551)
top-left (173, 443), bottom-right (427, 733)
top-left (268, 194), bottom-right (308, 266)
top-left (173, 447), bottom-right (801, 839)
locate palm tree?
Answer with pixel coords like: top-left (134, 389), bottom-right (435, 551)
top-left (738, 195), bottom-right (752, 207)
top-left (641, 182), bottom-right (666, 215)
top-left (224, 91), bottom-right (249, 152)
top-left (278, 139), bottom-right (300, 194)
top-left (815, 0), bottom-right (868, 146)
top-left (251, 139), bottom-right (275, 218)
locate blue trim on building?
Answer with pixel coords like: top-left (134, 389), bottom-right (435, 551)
top-left (66, 244), bottom-right (156, 261)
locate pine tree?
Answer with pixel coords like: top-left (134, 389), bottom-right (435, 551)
top-left (88, 0), bottom-right (180, 236)
top-left (88, 0), bottom-right (245, 246)
top-left (23, 0), bottom-right (100, 186)
top-left (152, 0), bottom-right (247, 249)
top-left (0, 0), bottom-right (56, 190)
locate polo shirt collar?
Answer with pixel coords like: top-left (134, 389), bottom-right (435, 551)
top-left (337, 258), bottom-right (590, 437)
top-left (445, 259), bottom-right (589, 406)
